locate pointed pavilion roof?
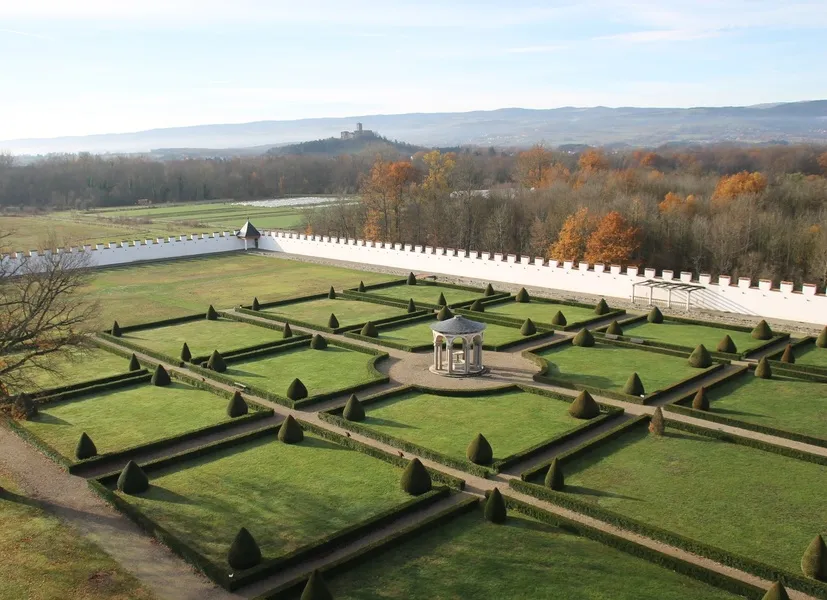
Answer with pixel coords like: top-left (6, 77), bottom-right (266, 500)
top-left (429, 315), bottom-right (486, 335)
top-left (237, 220), bottom-right (261, 239)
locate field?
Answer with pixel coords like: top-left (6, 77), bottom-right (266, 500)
top-left (369, 318), bottom-right (536, 350)
top-left (114, 433), bottom-right (412, 564)
top-left (484, 300), bottom-right (603, 326)
top-left (9, 346), bottom-right (134, 394)
top-left (619, 320), bottom-right (764, 353)
top-left (794, 343), bottom-right (827, 368)
top-left (327, 509), bottom-right (741, 600)
top-left (363, 283), bottom-right (485, 307)
top-left (263, 297), bottom-right (406, 328)
top-left (20, 381), bottom-right (233, 460)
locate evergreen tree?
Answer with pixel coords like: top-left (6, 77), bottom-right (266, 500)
top-left (327, 313), bottom-right (339, 329)
top-left (111, 320), bottom-right (122, 337)
top-left (606, 320), bottom-right (623, 336)
top-left (358, 281), bottom-right (366, 292)
top-left (755, 356), bottom-right (772, 379)
top-left (206, 305), bottom-right (219, 320)
top-left (716, 334), bottom-right (737, 354)
top-left (761, 582), bottom-right (790, 600)
top-left (437, 306), bottom-right (453, 321)
top-left (469, 299), bottom-right (484, 312)
top-left (623, 372), bottom-right (645, 396)
top-left (466, 433), bottom-right (493, 465)
top-left (751, 319), bottom-right (773, 340)
top-left (128, 353), bottom-right (141, 371)
top-left (282, 323), bottom-right (293, 338)
top-left (227, 527), bottom-right (262, 570)
top-left (360, 321), bottom-right (378, 337)
top-left (151, 364), bottom-right (171, 386)
top-left (484, 283), bottom-right (495, 296)
top-left (572, 328), bottom-right (595, 347)
top-left (647, 306), bottom-right (663, 323)
top-left (180, 342), bottom-right (192, 362)
top-left (310, 334), bottom-right (327, 349)
top-left (551, 311), bottom-right (567, 326)
top-left (117, 460), bottom-right (149, 494)
top-left (816, 326), bottom-right (827, 348)
top-left (692, 387), bottom-right (710, 411)
top-left (286, 378), bottom-right (308, 400)
top-left (207, 349), bottom-right (227, 373)
top-left (594, 298), bottom-right (610, 315)
top-left (300, 570), bottom-right (333, 600)
top-left (407, 272), bottom-right (417, 285)
top-left (278, 414), bottom-right (304, 443)
top-left (688, 344), bottom-right (712, 368)
top-left (544, 458), bottom-right (564, 490)
top-left (801, 534), bottom-right (827, 580)
top-left (327, 286), bottom-right (336, 299)
top-left (407, 298), bottom-right (417, 313)
top-left (649, 407), bottom-right (665, 436)
top-left (343, 394), bottom-right (365, 421)
top-left (436, 292), bottom-right (447, 307)
top-left (515, 287), bottom-right (530, 303)
top-left (252, 297), bottom-right (261, 311)
top-left (400, 458), bottom-right (432, 495)
top-left (75, 432), bottom-right (97, 460)
top-left (568, 390), bottom-right (600, 419)
top-left (780, 344), bottom-right (795, 364)
top-left (520, 318), bottom-right (537, 336)
top-left (484, 488), bottom-right (507, 524)
top-left (227, 391), bottom-right (248, 417)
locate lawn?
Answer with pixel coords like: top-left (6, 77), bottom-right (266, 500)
top-left (114, 434), bottom-right (412, 564)
top-left (794, 343), bottom-right (827, 368)
top-left (619, 320), bottom-right (762, 353)
top-left (485, 300), bottom-right (603, 326)
top-left (223, 345), bottom-right (383, 398)
top-left (8, 346), bottom-right (134, 395)
top-left (364, 283), bottom-right (485, 307)
top-left (0, 473), bottom-right (155, 600)
top-left (20, 381), bottom-right (233, 460)
top-left (360, 389), bottom-right (589, 462)
top-left (121, 317), bottom-right (281, 359)
top-left (327, 509), bottom-right (741, 600)
top-left (373, 319), bottom-right (536, 350)
top-left (263, 297), bottom-right (406, 328)
top-left (539, 425), bottom-right (827, 572)
top-left (536, 343), bottom-right (706, 395)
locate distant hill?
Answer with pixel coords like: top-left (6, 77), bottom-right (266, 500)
top-left (266, 132), bottom-right (422, 157)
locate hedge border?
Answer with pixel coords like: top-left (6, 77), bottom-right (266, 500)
top-left (457, 295), bottom-right (626, 331)
top-left (113, 312), bottom-right (204, 334)
top-left (765, 337), bottom-right (827, 377)
top-left (34, 371), bottom-right (151, 406)
top-left (344, 279), bottom-right (509, 310)
top-left (27, 370), bottom-right (149, 404)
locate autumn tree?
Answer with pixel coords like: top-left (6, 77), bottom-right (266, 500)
top-left (711, 171), bottom-right (767, 204)
top-left (659, 192), bottom-right (697, 216)
top-left (549, 207), bottom-right (594, 262)
top-left (818, 152), bottom-right (827, 175)
top-left (578, 149), bottom-right (609, 172)
top-left (419, 150), bottom-right (456, 246)
top-left (359, 159), bottom-right (416, 241)
top-left (584, 211), bottom-right (640, 265)
top-left (515, 145), bottom-right (553, 188)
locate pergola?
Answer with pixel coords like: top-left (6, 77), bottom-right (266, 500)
top-left (631, 279), bottom-right (705, 310)
top-left (429, 316), bottom-right (487, 377)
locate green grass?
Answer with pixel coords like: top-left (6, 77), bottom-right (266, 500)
top-left (361, 390), bottom-right (588, 462)
top-left (795, 343), bottom-right (827, 368)
top-left (121, 317), bottom-right (282, 359)
top-left (114, 434), bottom-right (412, 564)
top-left (327, 509), bottom-right (741, 600)
top-left (702, 373), bottom-right (827, 439)
top-left (223, 345), bottom-right (383, 398)
top-left (485, 300), bottom-right (602, 326)
top-left (20, 381), bottom-right (233, 460)
top-left (364, 283), bottom-right (484, 306)
top-left (541, 425), bottom-right (827, 572)
top-left (263, 298), bottom-right (406, 328)
top-left (375, 319), bottom-right (534, 349)
top-left (8, 347), bottom-right (134, 394)
top-left (620, 320), bottom-right (762, 353)
top-left (537, 343), bottom-right (706, 395)
top-left (0, 474), bottom-right (155, 600)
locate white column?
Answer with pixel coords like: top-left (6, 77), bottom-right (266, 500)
top-left (464, 336), bottom-right (470, 374)
top-left (447, 338), bottom-right (454, 374)
top-left (649, 286), bottom-right (653, 306)
top-left (667, 288), bottom-right (672, 309)
top-left (433, 340), bottom-right (439, 369)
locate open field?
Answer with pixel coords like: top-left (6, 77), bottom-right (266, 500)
top-left (371, 318), bottom-right (535, 350)
top-left (327, 509), bottom-right (741, 600)
top-left (794, 343), bottom-right (827, 368)
top-left (94, 202), bottom-right (307, 231)
top-left (114, 433), bottom-right (412, 564)
top-left (263, 298), bottom-right (406, 328)
top-left (9, 346), bottom-right (134, 394)
top-left (619, 320), bottom-right (765, 353)
top-left (485, 300), bottom-right (603, 326)
top-left (20, 381), bottom-right (232, 459)
top-left (363, 284), bottom-right (485, 307)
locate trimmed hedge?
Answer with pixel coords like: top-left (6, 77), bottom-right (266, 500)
top-left (755, 356), bottom-right (772, 379)
top-left (689, 344), bottom-right (713, 368)
top-left (552, 310), bottom-right (567, 326)
top-left (129, 354), bottom-right (141, 371)
top-left (342, 394), bottom-right (365, 421)
top-left (484, 487), bottom-right (507, 523)
top-left (228, 527), bottom-right (262, 570)
top-left (181, 343), bottom-right (192, 362)
top-left (28, 370), bottom-right (150, 405)
top-left (300, 570), bottom-right (332, 600)
top-left (572, 328), bottom-right (595, 347)
top-left (623, 372), bottom-right (645, 396)
top-left (466, 433), bottom-right (493, 466)
top-left (568, 390), bottom-right (600, 419)
top-left (801, 535), bottom-right (827, 580)
top-left (206, 305), bottom-right (219, 320)
top-left (606, 320), bottom-right (623, 336)
top-left (594, 298), bottom-right (610, 315)
top-left (117, 460), bottom-right (149, 494)
top-left (717, 334), bottom-right (737, 354)
top-left (75, 432), bottom-right (98, 460)
top-left (648, 306), bottom-right (664, 323)
top-left (207, 350), bottom-right (227, 373)
top-left (151, 364), bottom-right (172, 386)
top-left (278, 415), bottom-right (304, 443)
top-left (227, 391), bottom-right (249, 417)
top-left (111, 321), bottom-right (122, 337)
top-left (252, 297), bottom-right (261, 311)
top-left (752, 319), bottom-right (773, 340)
top-left (520, 318), bottom-right (537, 336)
top-left (400, 457), bottom-right (432, 495)
top-left (286, 378), bottom-right (309, 401)
top-left (515, 287), bottom-right (530, 303)
top-left (544, 458), bottom-right (564, 490)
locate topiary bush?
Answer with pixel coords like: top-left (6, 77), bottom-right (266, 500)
top-left (568, 390), bottom-right (600, 419)
top-left (286, 378), bottom-right (308, 401)
top-left (469, 299), bottom-right (484, 312)
top-left (716, 334), bottom-right (737, 354)
top-left (300, 570), bottom-right (333, 600)
top-left (801, 534), bottom-right (827, 580)
top-left (647, 306), bottom-right (663, 323)
top-left (594, 298), bottom-right (610, 315)
top-left (761, 582), bottom-right (790, 600)
top-left (227, 391), bottom-right (248, 418)
top-left (572, 328), bottom-right (595, 347)
top-left (282, 323), bottom-right (293, 339)
top-left (649, 407), bottom-right (665, 436)
top-left (755, 356), bottom-right (772, 379)
top-left (436, 292), bottom-right (447, 307)
top-left (117, 460), bottom-right (149, 494)
top-left (227, 527), bottom-right (262, 571)
top-left (128, 353), bottom-right (141, 371)
top-left (360, 321), bottom-right (378, 338)
top-left (180, 342), bottom-right (192, 363)
top-left (606, 320), bottom-right (623, 336)
top-left (692, 387), bottom-right (710, 411)
top-left (75, 432), bottom-right (98, 460)
top-left (400, 458), bottom-right (432, 495)
top-left (544, 458), bottom-right (564, 490)
top-left (688, 344), bottom-right (712, 368)
top-left (206, 305), bottom-right (219, 320)
top-left (520, 318), bottom-right (537, 336)
top-left (151, 364), bottom-right (171, 387)
top-left (310, 334), bottom-right (327, 350)
top-left (466, 433), bottom-right (493, 465)
top-left (817, 326), bottom-right (827, 348)
top-left (343, 394), bottom-right (365, 421)
top-left (278, 414), bottom-right (304, 443)
top-left (623, 372), bottom-right (645, 396)
top-left (327, 286), bottom-right (336, 299)
top-left (252, 297), bottom-right (261, 311)
top-left (437, 306), bottom-right (453, 321)
top-left (407, 272), bottom-right (417, 285)
top-left (484, 283), bottom-right (495, 297)
top-left (780, 344), bottom-right (795, 364)
top-left (207, 349), bottom-right (227, 373)
top-left (111, 321), bottom-right (122, 337)
top-left (327, 313), bottom-right (339, 329)
top-left (515, 287), bottom-right (530, 303)
top-left (358, 281), bottom-right (366, 292)
top-left (484, 487), bottom-right (507, 524)
top-left (751, 319), bottom-right (773, 340)
top-left (551, 311), bottom-right (567, 326)
top-left (11, 394), bottom-right (37, 420)
top-left (407, 298), bottom-right (416, 313)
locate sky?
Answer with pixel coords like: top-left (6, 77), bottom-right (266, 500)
top-left (1, 0), bottom-right (827, 141)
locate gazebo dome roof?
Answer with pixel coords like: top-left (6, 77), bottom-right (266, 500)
top-left (237, 220), bottom-right (261, 239)
top-left (429, 315), bottom-right (486, 335)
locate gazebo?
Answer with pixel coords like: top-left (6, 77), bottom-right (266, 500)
top-left (429, 316), bottom-right (487, 377)
top-left (237, 220), bottom-right (261, 250)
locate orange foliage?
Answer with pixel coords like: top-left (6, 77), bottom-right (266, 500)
top-left (539, 163), bottom-right (571, 187)
top-left (548, 207), bottom-right (595, 263)
top-left (362, 209), bottom-right (382, 241)
top-left (578, 149), bottom-right (608, 172)
top-left (360, 159), bottom-right (416, 238)
top-left (638, 152), bottom-right (664, 169)
top-left (711, 171), bottom-right (767, 203)
top-left (584, 211), bottom-right (640, 265)
top-left (516, 145), bottom-right (552, 188)
top-left (659, 192), bottom-right (697, 216)
top-left (818, 152), bottom-right (827, 174)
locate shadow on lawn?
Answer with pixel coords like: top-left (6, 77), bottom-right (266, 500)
top-left (364, 417), bottom-right (415, 430)
top-left (565, 485), bottom-right (643, 502)
top-left (31, 412), bottom-right (71, 426)
top-left (710, 406), bottom-right (766, 418)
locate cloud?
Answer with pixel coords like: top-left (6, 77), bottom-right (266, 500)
top-left (506, 44), bottom-right (566, 54)
top-left (0, 27), bottom-right (50, 39)
top-left (596, 29), bottom-right (719, 43)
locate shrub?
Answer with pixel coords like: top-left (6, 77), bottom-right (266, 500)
top-left (606, 320), bottom-right (623, 336)
top-left (551, 311), bottom-right (567, 326)
top-left (407, 298), bottom-right (417, 313)
top-left (358, 281), bottom-right (366, 292)
top-left (647, 307), bottom-right (663, 323)
top-left (469, 299), bottom-right (484, 312)
top-left (278, 414), bottom-right (304, 443)
top-left (594, 298), bottom-right (610, 315)
top-left (310, 334), bottom-right (327, 350)
top-left (227, 527), bottom-right (262, 571)
top-left (515, 287), bottom-right (530, 303)
top-left (207, 349), bottom-right (227, 373)
top-left (117, 460), bottom-right (149, 494)
top-left (327, 313), bottom-right (339, 329)
top-left (623, 372), bottom-right (645, 396)
top-left (568, 390), bottom-right (600, 419)
top-left (780, 344), bottom-right (795, 364)
top-left (716, 334), bottom-right (737, 354)
top-left (817, 326), bottom-right (827, 348)
top-left (484, 487), bottom-right (507, 524)
top-left (327, 286), bottom-right (336, 299)
top-left (484, 283), bottom-right (495, 296)
top-left (128, 353), bottom-right (141, 371)
top-left (342, 394), bottom-right (365, 421)
top-left (437, 306), bottom-right (453, 321)
top-left (11, 394), bottom-right (37, 420)
top-left (180, 342), bottom-right (192, 363)
top-left (300, 570), bottom-right (333, 600)
top-left (75, 432), bottom-right (97, 460)
top-left (649, 407), bottom-right (665, 436)
top-left (751, 319), bottom-right (773, 340)
top-left (692, 387), bottom-right (710, 411)
top-left (360, 321), bottom-right (378, 338)
top-left (572, 328), bottom-right (595, 347)
top-left (227, 391), bottom-right (248, 418)
top-left (252, 297), bottom-right (260, 311)
top-left (688, 344), bottom-right (712, 368)
top-left (206, 305), bottom-right (219, 320)
top-left (282, 323), bottom-right (293, 339)
top-left (400, 458), bottom-right (432, 495)
top-left (544, 458), bottom-right (564, 490)
top-left (761, 582), bottom-right (790, 600)
top-left (466, 433), bottom-right (493, 465)
top-left (406, 272), bottom-right (417, 285)
top-left (436, 292), bottom-right (447, 307)
top-left (111, 321), bottom-right (121, 337)
top-left (520, 318), bottom-right (537, 336)
top-left (755, 356), bottom-right (772, 379)
top-left (151, 364), bottom-right (171, 387)
top-left (286, 378), bottom-right (308, 400)
top-left (801, 534), bottom-right (827, 580)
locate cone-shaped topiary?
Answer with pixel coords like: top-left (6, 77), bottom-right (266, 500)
top-left (111, 320), bottom-right (122, 337)
top-left (436, 292), bottom-right (447, 307)
top-left (520, 318), bottom-right (537, 336)
top-left (207, 349), bottom-right (227, 373)
top-left (817, 326), bottom-right (827, 348)
top-left (360, 321), bottom-right (378, 338)
top-left (801, 534), bottom-right (827, 580)
top-left (544, 458), bottom-right (564, 490)
top-left (407, 272), bottom-right (417, 285)
top-left (515, 287), bottom-right (530, 303)
top-left (286, 378), bottom-right (308, 401)
top-left (469, 299), bottom-right (484, 312)
top-left (437, 306), bottom-right (453, 321)
top-left (343, 394), bottom-right (365, 421)
top-left (780, 344), bottom-right (795, 364)
top-left (151, 364), bottom-right (171, 387)
top-left (358, 281), bottom-right (366, 292)
top-left (227, 391), bottom-right (248, 418)
top-left (407, 298), bottom-right (416, 313)
top-left (310, 334), bottom-right (327, 350)
top-left (755, 356), bottom-right (772, 379)
top-left (568, 390), bottom-right (600, 419)
top-left (692, 387), bottom-right (710, 411)
top-left (75, 432), bottom-right (97, 460)
top-left (484, 487), bottom-right (507, 524)
top-left (206, 305), bottom-right (219, 320)
top-left (278, 414), bottom-right (304, 443)
top-left (484, 283), bottom-right (495, 297)
top-left (327, 286), bottom-right (336, 299)
top-left (282, 323), bottom-right (293, 339)
top-left (647, 306), bottom-right (664, 323)
top-left (717, 334), bottom-right (737, 354)
top-left (466, 433), bottom-right (493, 465)
top-left (227, 527), bottom-right (262, 571)
top-left (400, 458), bottom-right (432, 495)
top-left (606, 320), bottom-right (623, 336)
top-left (688, 344), bottom-right (713, 368)
top-left (180, 342), bottom-right (192, 363)
top-left (12, 394), bottom-right (37, 420)
top-left (327, 313), bottom-right (339, 329)
top-left (128, 353), bottom-right (141, 371)
top-left (117, 460), bottom-right (149, 494)
top-left (594, 298), bottom-right (610, 315)
top-left (761, 582), bottom-right (790, 600)
top-left (300, 570), bottom-right (333, 600)
top-left (551, 311), bottom-right (567, 326)
top-left (623, 372), bottom-right (645, 396)
top-left (751, 319), bottom-right (773, 340)
top-left (252, 297), bottom-right (260, 311)
top-left (649, 407), bottom-right (665, 436)
top-left (572, 328), bottom-right (595, 347)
